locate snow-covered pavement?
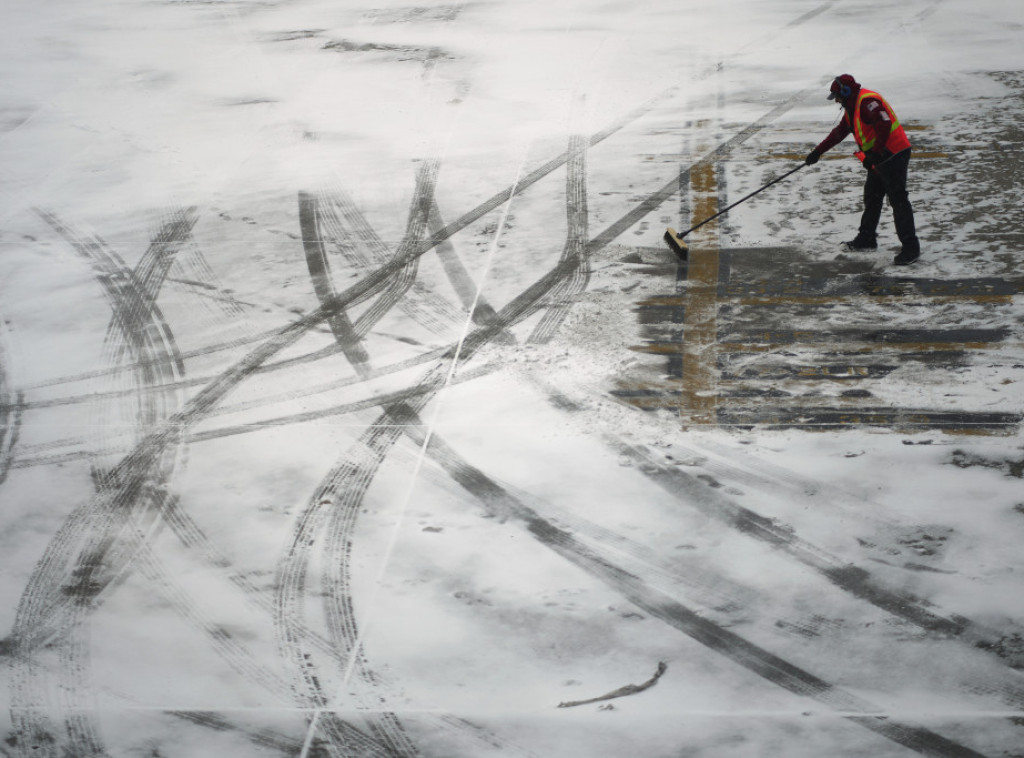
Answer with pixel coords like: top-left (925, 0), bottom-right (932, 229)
top-left (2, 0), bottom-right (1024, 755)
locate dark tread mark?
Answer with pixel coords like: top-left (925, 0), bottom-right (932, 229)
top-left (299, 190), bottom-right (372, 370)
top-left (10, 210), bottom-right (194, 757)
top-left (288, 179), bottom-right (471, 755)
top-left (529, 133), bottom-right (590, 345)
top-left (13, 212), bottom-right (395, 756)
top-left (10, 86), bottom-right (820, 756)
top-left (170, 711), bottom-right (305, 754)
top-left (269, 94), bottom-right (830, 699)
top-left (607, 437), bottom-right (1024, 677)
top-left (313, 173), bottom-right (465, 340)
top-left (273, 408), bottom-right (423, 757)
top-left (416, 411), bottom-right (988, 756)
top-left (0, 317), bottom-right (23, 486)
top-left (286, 161), bottom-right (614, 755)
top-left (10, 349), bottom-right (495, 467)
top-left (427, 200), bottom-right (511, 341)
top-left (14, 77), bottom-right (673, 402)
top-left (295, 175), bottom-right (987, 756)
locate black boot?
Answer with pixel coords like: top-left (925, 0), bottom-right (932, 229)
top-left (893, 246), bottom-right (920, 266)
top-left (841, 233), bottom-right (877, 251)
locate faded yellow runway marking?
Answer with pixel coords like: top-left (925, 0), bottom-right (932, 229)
top-left (678, 140), bottom-right (720, 427)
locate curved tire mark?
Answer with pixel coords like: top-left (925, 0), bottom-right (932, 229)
top-left (9, 210), bottom-right (194, 757)
top-left (416, 426), bottom-right (990, 757)
top-left (427, 200), bottom-right (512, 341)
top-left (528, 133), bottom-right (590, 345)
top-left (10, 84), bottom-right (817, 756)
top-left (609, 437), bottom-right (1024, 663)
top-left (285, 159), bottom-right (602, 755)
top-left (0, 315), bottom-right (23, 486)
top-left (290, 172), bottom-right (465, 755)
top-left (312, 171), bottom-right (463, 341)
top-left (299, 191), bottom-right (372, 372)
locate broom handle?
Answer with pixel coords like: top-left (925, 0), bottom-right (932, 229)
top-left (677, 163), bottom-right (804, 238)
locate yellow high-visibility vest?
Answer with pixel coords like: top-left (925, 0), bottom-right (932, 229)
top-left (851, 88), bottom-right (911, 153)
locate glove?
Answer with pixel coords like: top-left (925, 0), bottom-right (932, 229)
top-left (862, 153), bottom-right (876, 170)
top-left (805, 149), bottom-right (823, 166)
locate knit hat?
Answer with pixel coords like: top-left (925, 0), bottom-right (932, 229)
top-left (828, 74), bottom-right (859, 101)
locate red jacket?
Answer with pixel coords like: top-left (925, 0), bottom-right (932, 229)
top-left (815, 87), bottom-right (911, 158)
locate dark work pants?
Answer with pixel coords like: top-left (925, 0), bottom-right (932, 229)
top-left (859, 147), bottom-right (919, 253)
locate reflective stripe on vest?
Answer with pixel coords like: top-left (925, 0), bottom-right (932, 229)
top-left (852, 88), bottom-right (911, 153)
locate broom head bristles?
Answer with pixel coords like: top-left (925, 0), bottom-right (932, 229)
top-left (663, 227), bottom-right (688, 258)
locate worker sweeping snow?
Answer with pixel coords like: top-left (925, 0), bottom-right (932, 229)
top-left (805, 74), bottom-right (921, 266)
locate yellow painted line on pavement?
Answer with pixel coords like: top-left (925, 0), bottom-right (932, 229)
top-left (676, 131), bottom-right (723, 426)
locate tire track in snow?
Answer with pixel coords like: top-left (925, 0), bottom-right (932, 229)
top-left (93, 208), bottom-right (196, 473)
top-left (6, 337), bottom-right (444, 419)
top-left (279, 404), bottom-right (427, 758)
top-left (277, 100), bottom-right (836, 748)
top-left (6, 81), bottom-right (806, 756)
top-left (345, 161), bottom-right (452, 343)
top-left (283, 159), bottom-right (488, 756)
top-left (16, 359), bottom-right (491, 461)
top-left (427, 200), bottom-right (512, 341)
top-left (8, 347), bottom-right (476, 469)
top-left (8, 208), bottom-right (269, 754)
top-left (528, 132), bottom-right (590, 345)
top-left (8, 215), bottom-right (396, 756)
top-left (418, 429), bottom-right (759, 612)
top-left (10, 326), bottom-right (280, 396)
top-left (284, 142), bottom-right (597, 755)
top-left (284, 168), bottom-right (461, 757)
top-left (35, 210), bottom-right (190, 473)
top-left (294, 155), bottom-right (539, 755)
top-left (34, 210), bottom-right (187, 383)
top-left (126, 214), bottom-right (410, 754)
top-left (9, 210), bottom-right (193, 757)
top-left (8, 70), bottom-right (671, 408)
top-left (532, 372), bottom-right (1024, 708)
top-left (275, 422), bottom-right (433, 757)
top-left (350, 372), bottom-right (993, 756)
top-left (309, 264), bottom-right (585, 721)
top-left (170, 711), bottom-right (305, 755)
top-left (411, 428), bottom-right (991, 757)
top-left (300, 190), bottom-right (372, 372)
top-left (607, 438), bottom-right (1024, 672)
top-left (190, 362), bottom-right (498, 443)
top-left (314, 165), bottom-right (464, 342)
top-left (37, 207), bottom-right (190, 480)
top-left (0, 314), bottom-right (23, 486)
top-left (227, 93), bottom-right (826, 703)
top-left (8, 208), bottom-right (335, 756)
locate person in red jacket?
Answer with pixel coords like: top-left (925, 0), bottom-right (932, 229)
top-left (805, 74), bottom-right (920, 265)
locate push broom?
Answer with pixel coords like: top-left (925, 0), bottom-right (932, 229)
top-left (663, 163), bottom-right (805, 258)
